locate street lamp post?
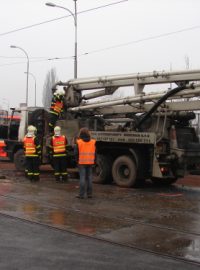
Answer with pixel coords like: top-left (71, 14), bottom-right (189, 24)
top-left (2, 98), bottom-right (10, 112)
top-left (46, 1), bottom-right (78, 78)
top-left (10, 45), bottom-right (30, 106)
top-left (24, 72), bottom-right (37, 107)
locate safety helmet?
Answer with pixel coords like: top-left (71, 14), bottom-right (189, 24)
top-left (27, 125), bottom-right (37, 137)
top-left (54, 126), bottom-right (61, 136)
top-left (27, 125), bottom-right (36, 132)
top-left (55, 89), bottom-right (65, 96)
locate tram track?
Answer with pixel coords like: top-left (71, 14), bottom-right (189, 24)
top-left (0, 211), bottom-right (200, 268)
top-left (0, 168), bottom-right (200, 266)
top-left (0, 183), bottom-right (200, 266)
top-left (0, 172), bottom-right (200, 237)
top-left (0, 190), bottom-right (200, 238)
top-left (0, 171), bottom-right (200, 232)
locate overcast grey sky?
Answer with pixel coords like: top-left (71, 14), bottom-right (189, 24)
top-left (0, 0), bottom-right (200, 109)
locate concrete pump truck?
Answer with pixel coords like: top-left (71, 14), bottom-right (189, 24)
top-left (54, 68), bottom-right (200, 187)
top-left (3, 68), bottom-right (200, 187)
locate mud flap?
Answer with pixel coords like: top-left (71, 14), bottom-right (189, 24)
top-left (152, 155), bottom-right (162, 178)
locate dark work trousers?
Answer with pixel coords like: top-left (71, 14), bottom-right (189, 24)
top-left (25, 156), bottom-right (40, 181)
top-left (52, 155), bottom-right (68, 181)
top-left (78, 165), bottom-right (93, 198)
top-left (49, 112), bottom-right (59, 133)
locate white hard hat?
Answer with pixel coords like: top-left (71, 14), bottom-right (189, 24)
top-left (54, 126), bottom-right (61, 132)
top-left (54, 126), bottom-right (61, 136)
top-left (55, 89), bottom-right (65, 96)
top-left (27, 125), bottom-right (36, 132)
top-left (27, 125), bottom-right (37, 137)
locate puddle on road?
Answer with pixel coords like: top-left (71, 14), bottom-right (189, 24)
top-left (0, 177), bottom-right (200, 263)
top-left (0, 197), bottom-right (126, 236)
top-left (99, 224), bottom-right (200, 261)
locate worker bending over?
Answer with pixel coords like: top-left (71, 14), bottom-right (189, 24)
top-left (23, 125), bottom-right (41, 182)
top-left (49, 126), bottom-right (68, 182)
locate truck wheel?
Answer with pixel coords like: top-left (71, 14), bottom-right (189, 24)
top-left (14, 149), bottom-right (26, 171)
top-left (93, 154), bottom-right (113, 184)
top-left (112, 155), bottom-right (137, 187)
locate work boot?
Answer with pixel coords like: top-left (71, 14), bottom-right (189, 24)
top-left (62, 174), bottom-right (68, 183)
top-left (55, 175), bottom-right (60, 182)
top-left (33, 175), bottom-right (40, 182)
top-left (76, 195), bottom-right (84, 199)
top-left (28, 175), bottom-right (33, 181)
top-left (25, 170), bottom-right (28, 178)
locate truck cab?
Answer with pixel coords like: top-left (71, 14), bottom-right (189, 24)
top-left (2, 106), bottom-right (49, 170)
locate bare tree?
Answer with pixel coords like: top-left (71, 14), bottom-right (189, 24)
top-left (42, 68), bottom-right (58, 109)
top-left (185, 54), bottom-right (190, 70)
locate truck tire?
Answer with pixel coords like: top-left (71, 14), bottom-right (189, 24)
top-left (93, 154), bottom-right (113, 184)
top-left (14, 149), bottom-right (26, 171)
top-left (112, 155), bottom-right (137, 187)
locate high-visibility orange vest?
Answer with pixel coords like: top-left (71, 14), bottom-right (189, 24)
top-left (52, 136), bottom-right (67, 155)
top-left (51, 101), bottom-right (63, 114)
top-left (0, 140), bottom-right (7, 157)
top-left (24, 136), bottom-right (37, 156)
top-left (77, 139), bottom-right (96, 165)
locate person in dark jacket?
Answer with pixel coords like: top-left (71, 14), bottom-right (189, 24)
top-left (48, 89), bottom-right (65, 133)
top-left (74, 127), bottom-right (96, 199)
top-left (23, 125), bottom-right (41, 182)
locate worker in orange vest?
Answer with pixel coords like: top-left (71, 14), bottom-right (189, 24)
top-left (23, 125), bottom-right (41, 182)
top-left (49, 126), bottom-right (68, 182)
top-left (49, 89), bottom-right (65, 133)
top-left (74, 127), bottom-right (96, 199)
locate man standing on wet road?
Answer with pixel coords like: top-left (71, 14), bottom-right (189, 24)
top-left (74, 127), bottom-right (96, 199)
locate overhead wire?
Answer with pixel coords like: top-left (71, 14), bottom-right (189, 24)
top-left (0, 0), bottom-right (128, 37)
top-left (0, 0), bottom-right (128, 66)
top-left (0, 24), bottom-right (199, 67)
top-left (0, 0), bottom-right (199, 67)
top-left (0, 56), bottom-right (73, 67)
top-left (81, 25), bottom-right (200, 56)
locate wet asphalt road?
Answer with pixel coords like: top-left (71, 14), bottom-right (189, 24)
top-left (0, 161), bottom-right (200, 269)
top-left (1, 213), bottom-right (200, 270)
